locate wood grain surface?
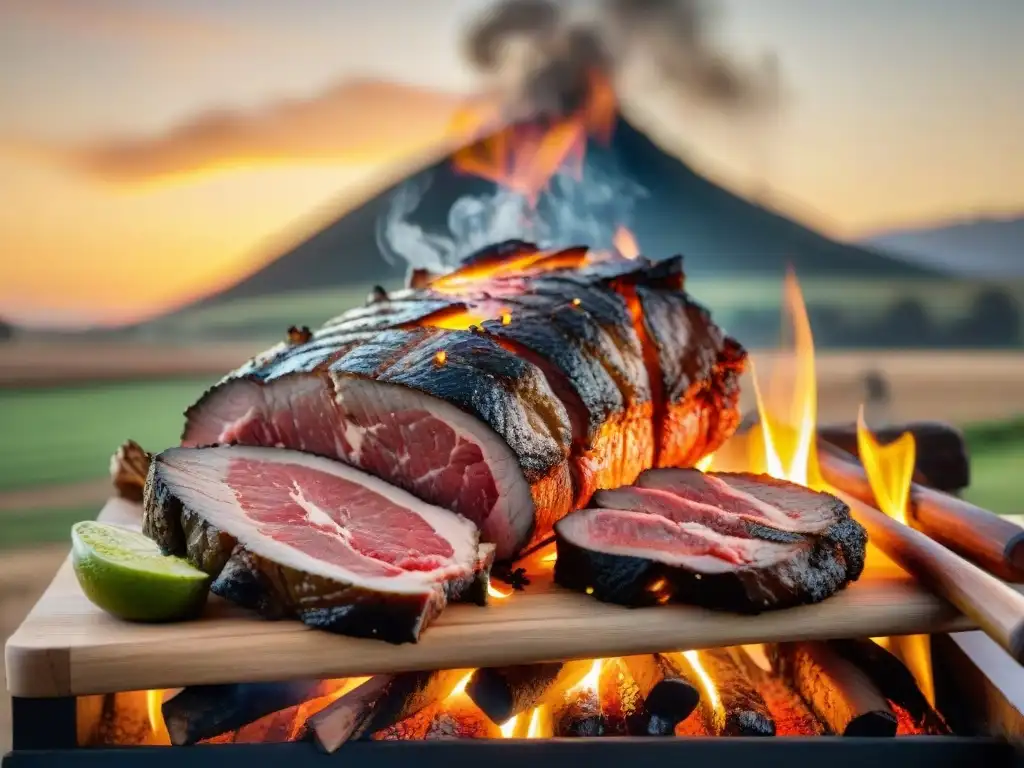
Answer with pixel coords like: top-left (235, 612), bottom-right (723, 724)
top-left (4, 498), bottom-right (977, 698)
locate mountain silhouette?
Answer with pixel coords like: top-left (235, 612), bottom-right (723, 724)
top-left (173, 114), bottom-right (935, 316)
top-left (864, 215), bottom-right (1024, 278)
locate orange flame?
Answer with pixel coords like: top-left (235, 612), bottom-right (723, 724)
top-left (679, 651), bottom-right (721, 712)
top-left (487, 582), bottom-right (513, 600)
top-left (499, 714), bottom-right (520, 738)
top-left (146, 689), bottom-right (168, 743)
top-left (428, 248), bottom-right (588, 294)
top-left (711, 268), bottom-right (821, 489)
top-left (855, 409), bottom-right (933, 706)
top-left (526, 704), bottom-right (547, 738)
top-left (447, 670), bottom-right (475, 701)
top-left (856, 405), bottom-right (916, 526)
top-left (451, 71), bottom-right (616, 206)
top-left (613, 226), bottom-right (640, 259)
top-left (569, 658), bottom-right (604, 695)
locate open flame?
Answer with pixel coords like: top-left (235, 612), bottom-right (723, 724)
top-left (451, 71), bottom-right (616, 206)
top-left (574, 658), bottom-right (604, 694)
top-left (613, 226), bottom-right (640, 259)
top-left (146, 689), bottom-right (168, 742)
top-left (487, 582), bottom-right (513, 600)
top-left (856, 406), bottom-right (916, 526)
top-left (679, 651), bottom-right (722, 713)
top-left (708, 268), bottom-right (821, 490)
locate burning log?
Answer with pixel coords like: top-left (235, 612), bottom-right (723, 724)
top-left (729, 647), bottom-right (824, 736)
top-left (621, 654), bottom-right (700, 733)
top-left (597, 657), bottom-right (673, 736)
top-left (551, 661), bottom-right (605, 737)
top-left (817, 420), bottom-right (969, 492)
top-left (465, 661), bottom-right (590, 724)
top-left (306, 669), bottom-right (465, 753)
top-left (425, 688), bottom-right (502, 740)
top-left (162, 680), bottom-right (332, 746)
top-left (770, 642), bottom-right (897, 737)
top-left (819, 442), bottom-right (1024, 582)
top-left (830, 639), bottom-right (950, 735)
top-left (677, 649), bottom-right (775, 736)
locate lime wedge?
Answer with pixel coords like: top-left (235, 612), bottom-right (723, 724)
top-left (71, 521), bottom-right (211, 622)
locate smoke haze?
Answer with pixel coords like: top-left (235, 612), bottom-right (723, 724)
top-left (464, 0), bottom-right (780, 117)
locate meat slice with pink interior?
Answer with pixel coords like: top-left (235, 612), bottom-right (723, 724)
top-left (553, 468), bottom-right (867, 613)
top-left (182, 326), bottom-right (574, 561)
top-left (143, 445), bottom-right (484, 643)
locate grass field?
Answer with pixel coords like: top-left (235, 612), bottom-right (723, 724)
top-left (0, 378), bottom-right (215, 492)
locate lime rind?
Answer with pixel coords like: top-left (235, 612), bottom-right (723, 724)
top-left (72, 521), bottom-right (207, 581)
top-left (71, 521), bottom-right (211, 622)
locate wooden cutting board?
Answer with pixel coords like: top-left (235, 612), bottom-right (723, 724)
top-left (5, 497), bottom-right (976, 698)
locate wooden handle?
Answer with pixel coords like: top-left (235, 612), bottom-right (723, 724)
top-left (819, 444), bottom-right (1024, 582)
top-left (839, 491), bottom-right (1024, 664)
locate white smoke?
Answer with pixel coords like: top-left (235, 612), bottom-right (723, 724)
top-left (377, 147), bottom-right (648, 272)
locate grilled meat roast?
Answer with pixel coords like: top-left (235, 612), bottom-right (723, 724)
top-left (553, 468), bottom-right (867, 612)
top-left (144, 445), bottom-right (493, 643)
top-left (181, 242), bottom-right (746, 561)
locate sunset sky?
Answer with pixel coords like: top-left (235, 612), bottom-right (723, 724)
top-left (1, 0), bottom-right (1022, 327)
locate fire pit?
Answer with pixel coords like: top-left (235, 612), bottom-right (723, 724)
top-left (7, 53), bottom-right (1024, 768)
top-left (3, 631), bottom-right (1023, 766)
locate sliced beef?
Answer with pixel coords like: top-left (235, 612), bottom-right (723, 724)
top-left (182, 241), bottom-right (745, 560)
top-left (183, 327), bottom-right (573, 560)
top-left (633, 286), bottom-right (745, 467)
top-left (553, 468), bottom-right (867, 613)
top-left (143, 445), bottom-right (483, 643)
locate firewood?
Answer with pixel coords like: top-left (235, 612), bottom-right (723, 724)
top-left (677, 649), bottom-right (774, 736)
top-left (621, 654), bottom-right (700, 732)
top-left (425, 695), bottom-right (501, 739)
top-left (306, 670), bottom-right (465, 753)
top-left (465, 660), bottom-right (590, 724)
top-left (162, 680), bottom-right (326, 745)
top-left (830, 639), bottom-right (950, 734)
top-left (771, 642), bottom-right (897, 737)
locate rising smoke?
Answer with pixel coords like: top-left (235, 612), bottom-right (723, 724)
top-left (466, 0), bottom-right (779, 118)
top-left (377, 0), bottom-right (778, 275)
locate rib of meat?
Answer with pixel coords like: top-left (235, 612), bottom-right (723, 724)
top-left (182, 242), bottom-right (746, 560)
top-left (143, 445), bottom-right (484, 643)
top-left (553, 468), bottom-right (867, 612)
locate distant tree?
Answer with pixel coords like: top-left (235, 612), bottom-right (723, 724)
top-left (956, 288), bottom-right (1023, 348)
top-left (0, 317), bottom-right (13, 342)
top-left (875, 298), bottom-right (934, 347)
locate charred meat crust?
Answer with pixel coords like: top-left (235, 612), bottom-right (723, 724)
top-left (142, 456), bottom-right (482, 645)
top-left (331, 327), bottom-right (572, 485)
top-left (481, 313), bottom-right (623, 447)
top-left (552, 471), bottom-right (867, 613)
top-left (185, 327), bottom-right (573, 489)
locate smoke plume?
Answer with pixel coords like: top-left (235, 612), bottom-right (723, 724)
top-left (464, 0), bottom-right (780, 117)
top-left (377, 146), bottom-right (647, 272)
top-left (377, 0), bottom-right (780, 274)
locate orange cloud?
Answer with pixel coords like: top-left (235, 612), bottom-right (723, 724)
top-left (0, 0), bottom-right (238, 45)
top-left (10, 79), bottom-right (493, 185)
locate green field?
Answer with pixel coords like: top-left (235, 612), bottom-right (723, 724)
top-left (0, 378), bottom-right (216, 492)
top-left (1, 380), bottom-right (1021, 550)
